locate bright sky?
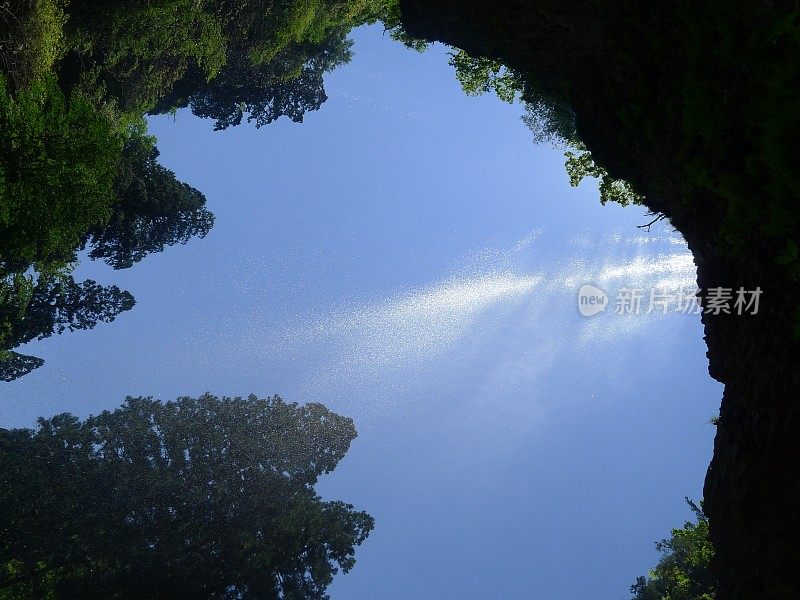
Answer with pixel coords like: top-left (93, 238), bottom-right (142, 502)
top-left (2, 25), bottom-right (722, 600)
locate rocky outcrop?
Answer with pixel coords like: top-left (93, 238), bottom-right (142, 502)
top-left (401, 2), bottom-right (800, 598)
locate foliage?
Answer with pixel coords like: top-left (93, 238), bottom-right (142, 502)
top-left (158, 31), bottom-right (355, 130)
top-left (520, 95), bottom-right (577, 148)
top-left (84, 130), bottom-right (214, 269)
top-left (0, 274), bottom-right (135, 379)
top-left (446, 46), bottom-right (643, 208)
top-left (379, 0), bottom-right (429, 51)
top-left (61, 0), bottom-right (393, 117)
top-left (0, 0), bottom-right (67, 87)
top-left (0, 393), bottom-right (374, 598)
top-left (0, 0), bottom-right (405, 381)
top-left (0, 73), bottom-right (122, 273)
top-left (0, 272), bottom-right (32, 359)
top-left (66, 0), bottom-right (227, 113)
top-left (449, 48), bottom-right (522, 103)
top-left (3, 275), bottom-right (135, 346)
top-left (235, 0), bottom-right (385, 64)
top-left (0, 350), bottom-right (43, 381)
top-left (152, 0), bottom-right (393, 129)
top-left (630, 500), bottom-right (717, 600)
top-left (564, 142), bottom-right (644, 207)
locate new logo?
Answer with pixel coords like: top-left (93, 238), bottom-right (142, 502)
top-left (578, 284), bottom-right (608, 317)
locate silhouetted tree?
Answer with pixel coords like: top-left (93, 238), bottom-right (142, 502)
top-left (0, 351), bottom-right (44, 381)
top-left (0, 275), bottom-right (134, 381)
top-left (84, 134), bottom-right (214, 269)
top-left (0, 393), bottom-right (374, 599)
top-left (156, 31), bottom-right (354, 130)
top-left (6, 276), bottom-right (135, 346)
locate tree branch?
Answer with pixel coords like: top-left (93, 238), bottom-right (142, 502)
top-left (637, 214), bottom-right (667, 231)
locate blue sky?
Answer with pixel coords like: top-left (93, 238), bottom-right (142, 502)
top-left (2, 25), bottom-right (721, 599)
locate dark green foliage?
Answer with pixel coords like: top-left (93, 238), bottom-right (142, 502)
top-left (0, 0), bottom-right (67, 87)
top-left (0, 273), bottom-right (33, 351)
top-left (150, 0), bottom-right (391, 128)
top-left (157, 32), bottom-right (354, 130)
top-left (208, 0), bottom-right (385, 64)
top-left (449, 48), bottom-right (523, 103)
top-left (630, 500), bottom-right (717, 600)
top-left (4, 276), bottom-right (135, 346)
top-left (85, 131), bottom-right (214, 269)
top-left (0, 352), bottom-right (43, 382)
top-left (380, 0), bottom-right (428, 51)
top-left (564, 143), bottom-right (644, 207)
top-left (0, 393), bottom-right (374, 599)
top-left (520, 95), bottom-right (577, 148)
top-left (65, 0), bottom-right (227, 113)
top-left (0, 73), bottom-right (121, 272)
top-left (0, 275), bottom-right (135, 380)
top-left (0, 78), bottom-right (204, 377)
top-left (0, 68), bottom-right (132, 380)
top-left (64, 0), bottom-right (391, 118)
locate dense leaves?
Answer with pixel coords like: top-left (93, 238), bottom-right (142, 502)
top-left (0, 73), bottom-right (122, 272)
top-left (65, 0), bottom-right (228, 113)
top-left (0, 393), bottom-right (374, 599)
top-left (449, 49), bottom-right (522, 103)
top-left (157, 31), bottom-right (354, 130)
top-left (151, 0), bottom-right (387, 128)
top-left (0, 275), bottom-right (135, 378)
top-left (0, 0), bottom-right (67, 87)
top-left (4, 276), bottom-right (135, 346)
top-left (0, 352), bottom-right (43, 382)
top-left (630, 500), bottom-right (717, 600)
top-left (84, 132), bottom-right (214, 269)
top-left (564, 142), bottom-right (644, 207)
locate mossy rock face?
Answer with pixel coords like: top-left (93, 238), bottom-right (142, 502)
top-left (400, 2), bottom-right (800, 598)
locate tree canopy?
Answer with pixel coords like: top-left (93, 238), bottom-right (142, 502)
top-left (1, 0), bottom-right (401, 381)
top-left (0, 72), bottom-right (122, 273)
top-left (156, 31), bottom-right (355, 130)
top-left (84, 131), bottom-right (215, 269)
top-left (0, 393), bottom-right (374, 598)
top-left (630, 500), bottom-right (717, 600)
top-left (0, 275), bottom-right (135, 379)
